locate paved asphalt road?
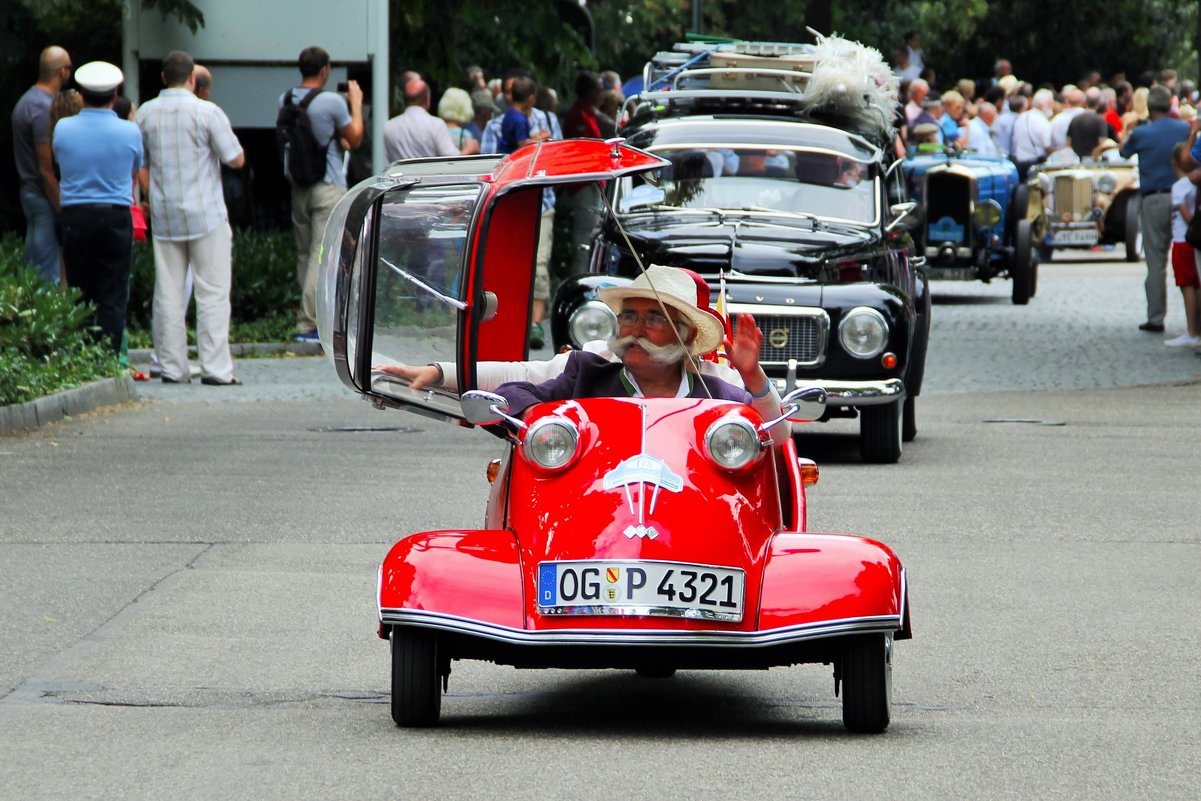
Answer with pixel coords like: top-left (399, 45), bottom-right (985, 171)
top-left (2, 257), bottom-right (1199, 800)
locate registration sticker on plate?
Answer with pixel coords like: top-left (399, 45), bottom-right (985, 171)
top-left (1052, 227), bottom-right (1098, 246)
top-left (537, 560), bottom-right (745, 622)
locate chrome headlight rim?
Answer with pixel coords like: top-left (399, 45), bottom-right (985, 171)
top-left (703, 415), bottom-right (764, 472)
top-left (568, 300), bottom-right (618, 348)
top-left (1095, 171), bottom-right (1118, 194)
top-left (522, 415), bottom-right (581, 471)
top-left (838, 306), bottom-right (889, 360)
top-left (972, 199), bottom-right (1003, 228)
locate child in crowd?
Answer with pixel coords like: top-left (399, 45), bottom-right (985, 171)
top-left (1167, 142), bottom-right (1201, 346)
top-left (497, 76), bottom-right (549, 154)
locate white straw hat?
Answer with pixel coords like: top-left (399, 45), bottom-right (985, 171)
top-left (597, 265), bottom-right (725, 356)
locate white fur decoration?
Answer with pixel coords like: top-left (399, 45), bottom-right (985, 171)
top-left (803, 30), bottom-right (899, 137)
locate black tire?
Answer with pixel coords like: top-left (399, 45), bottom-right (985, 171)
top-left (859, 400), bottom-right (902, 464)
top-left (1029, 246), bottom-right (1040, 298)
top-left (635, 666), bottom-right (677, 679)
top-left (390, 628), bottom-right (442, 728)
top-left (1010, 219), bottom-right (1033, 305)
top-left (841, 633), bottom-right (893, 734)
top-left (1124, 194), bottom-right (1142, 262)
top-left (902, 395), bottom-right (917, 443)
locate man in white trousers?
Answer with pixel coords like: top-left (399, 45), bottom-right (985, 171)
top-left (136, 50), bottom-right (245, 384)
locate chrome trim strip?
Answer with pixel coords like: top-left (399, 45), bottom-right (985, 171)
top-left (770, 377), bottom-right (904, 406)
top-left (377, 608), bottom-right (902, 647)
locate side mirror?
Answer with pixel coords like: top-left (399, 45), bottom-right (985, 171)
top-left (461, 390), bottom-right (510, 426)
top-left (618, 184), bottom-right (666, 213)
top-left (780, 385), bottom-right (828, 423)
top-left (886, 201), bottom-right (919, 232)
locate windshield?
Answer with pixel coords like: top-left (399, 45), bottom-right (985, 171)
top-left (619, 146), bottom-right (879, 225)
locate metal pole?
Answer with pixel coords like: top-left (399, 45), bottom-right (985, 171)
top-left (122, 0), bottom-right (140, 104)
top-left (370, 0), bottom-right (389, 175)
top-left (692, 0), bottom-right (701, 35)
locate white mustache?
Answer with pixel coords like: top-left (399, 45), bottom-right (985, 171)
top-left (608, 335), bottom-right (689, 364)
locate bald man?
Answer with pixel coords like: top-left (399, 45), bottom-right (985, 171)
top-left (11, 45), bottom-right (72, 283)
top-left (193, 64), bottom-right (213, 100)
top-left (382, 77), bottom-right (460, 162)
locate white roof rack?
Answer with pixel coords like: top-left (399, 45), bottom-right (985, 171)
top-left (632, 35), bottom-right (900, 140)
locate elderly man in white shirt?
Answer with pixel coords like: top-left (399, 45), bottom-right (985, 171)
top-left (136, 50), bottom-right (245, 385)
top-left (383, 79), bottom-right (460, 162)
top-left (1009, 91), bottom-right (1055, 179)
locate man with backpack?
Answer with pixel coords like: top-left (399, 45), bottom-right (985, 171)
top-left (278, 45), bottom-right (363, 343)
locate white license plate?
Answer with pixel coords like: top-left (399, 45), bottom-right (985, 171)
top-left (537, 560), bottom-right (745, 622)
top-left (1052, 228), bottom-right (1098, 246)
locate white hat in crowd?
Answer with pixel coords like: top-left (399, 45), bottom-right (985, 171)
top-left (75, 61), bottom-right (124, 93)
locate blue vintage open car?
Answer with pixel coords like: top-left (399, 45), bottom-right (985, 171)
top-left (903, 145), bottom-right (1047, 304)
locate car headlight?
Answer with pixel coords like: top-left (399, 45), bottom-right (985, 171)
top-left (569, 300), bottom-right (618, 346)
top-left (972, 199), bottom-right (1002, 228)
top-left (1095, 171), bottom-right (1118, 194)
top-left (704, 416), bottom-right (763, 471)
top-left (523, 416), bottom-right (580, 470)
top-left (838, 307), bottom-right (889, 359)
top-left (1035, 172), bottom-right (1053, 194)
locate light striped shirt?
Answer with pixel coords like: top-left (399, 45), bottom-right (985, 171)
top-left (135, 88), bottom-right (243, 241)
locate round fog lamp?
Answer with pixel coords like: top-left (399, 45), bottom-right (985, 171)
top-left (524, 417), bottom-right (579, 470)
top-left (1095, 172), bottom-right (1118, 194)
top-left (704, 418), bottom-right (761, 470)
top-left (839, 307), bottom-right (888, 359)
top-left (569, 301), bottom-right (618, 347)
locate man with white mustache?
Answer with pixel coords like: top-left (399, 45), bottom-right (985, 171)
top-left (493, 265), bottom-right (781, 418)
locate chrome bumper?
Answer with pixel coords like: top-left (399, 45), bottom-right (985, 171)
top-left (770, 377), bottom-right (905, 407)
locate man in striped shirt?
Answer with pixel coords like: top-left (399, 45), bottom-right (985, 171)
top-left (136, 50), bottom-right (245, 385)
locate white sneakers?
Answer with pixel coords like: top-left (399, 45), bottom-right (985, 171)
top-left (1164, 333), bottom-right (1201, 347)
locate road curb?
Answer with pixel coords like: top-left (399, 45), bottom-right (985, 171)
top-left (127, 341), bottom-right (323, 360)
top-left (0, 374), bottom-right (139, 436)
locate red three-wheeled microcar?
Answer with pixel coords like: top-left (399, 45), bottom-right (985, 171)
top-left (316, 139), bottom-right (911, 733)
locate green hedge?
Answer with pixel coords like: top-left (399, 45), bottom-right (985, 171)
top-left (0, 234), bottom-right (123, 406)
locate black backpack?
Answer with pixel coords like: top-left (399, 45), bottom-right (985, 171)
top-left (275, 89), bottom-right (329, 186)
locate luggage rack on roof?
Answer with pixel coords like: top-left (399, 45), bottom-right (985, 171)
top-left (624, 36), bottom-right (900, 141)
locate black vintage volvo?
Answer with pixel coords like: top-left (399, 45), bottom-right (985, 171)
top-left (552, 39), bottom-right (929, 463)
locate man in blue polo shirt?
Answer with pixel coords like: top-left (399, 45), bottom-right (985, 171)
top-left (52, 61), bottom-right (143, 354)
top-left (1121, 86), bottom-right (1189, 334)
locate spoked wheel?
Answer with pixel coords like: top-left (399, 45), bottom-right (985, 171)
top-left (902, 396), bottom-right (917, 443)
top-left (1125, 194), bottom-right (1142, 262)
top-left (859, 399), bottom-right (902, 464)
top-left (1010, 219), bottom-right (1033, 305)
top-left (840, 633), bottom-right (893, 733)
top-left (390, 628), bottom-right (442, 728)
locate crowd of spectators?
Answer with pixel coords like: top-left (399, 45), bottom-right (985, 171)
top-left (892, 43), bottom-right (1201, 345)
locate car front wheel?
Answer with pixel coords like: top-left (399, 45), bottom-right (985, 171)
top-left (860, 399), bottom-right (902, 463)
top-left (1011, 219), bottom-right (1033, 305)
top-left (390, 628), bottom-right (442, 727)
top-left (840, 633), bottom-right (893, 733)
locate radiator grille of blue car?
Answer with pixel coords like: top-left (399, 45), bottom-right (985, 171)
top-left (730, 305), bottom-right (828, 367)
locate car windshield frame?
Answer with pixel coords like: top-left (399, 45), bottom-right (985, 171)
top-left (617, 141), bottom-right (882, 227)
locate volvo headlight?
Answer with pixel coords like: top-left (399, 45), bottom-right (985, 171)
top-left (1095, 171), bottom-right (1118, 194)
top-left (838, 307), bottom-right (889, 359)
top-left (569, 301), bottom-right (618, 346)
top-left (704, 417), bottom-right (763, 471)
top-left (972, 199), bottom-right (1002, 228)
top-left (523, 416), bottom-right (580, 470)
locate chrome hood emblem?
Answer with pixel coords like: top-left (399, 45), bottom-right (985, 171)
top-left (604, 453), bottom-right (683, 540)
